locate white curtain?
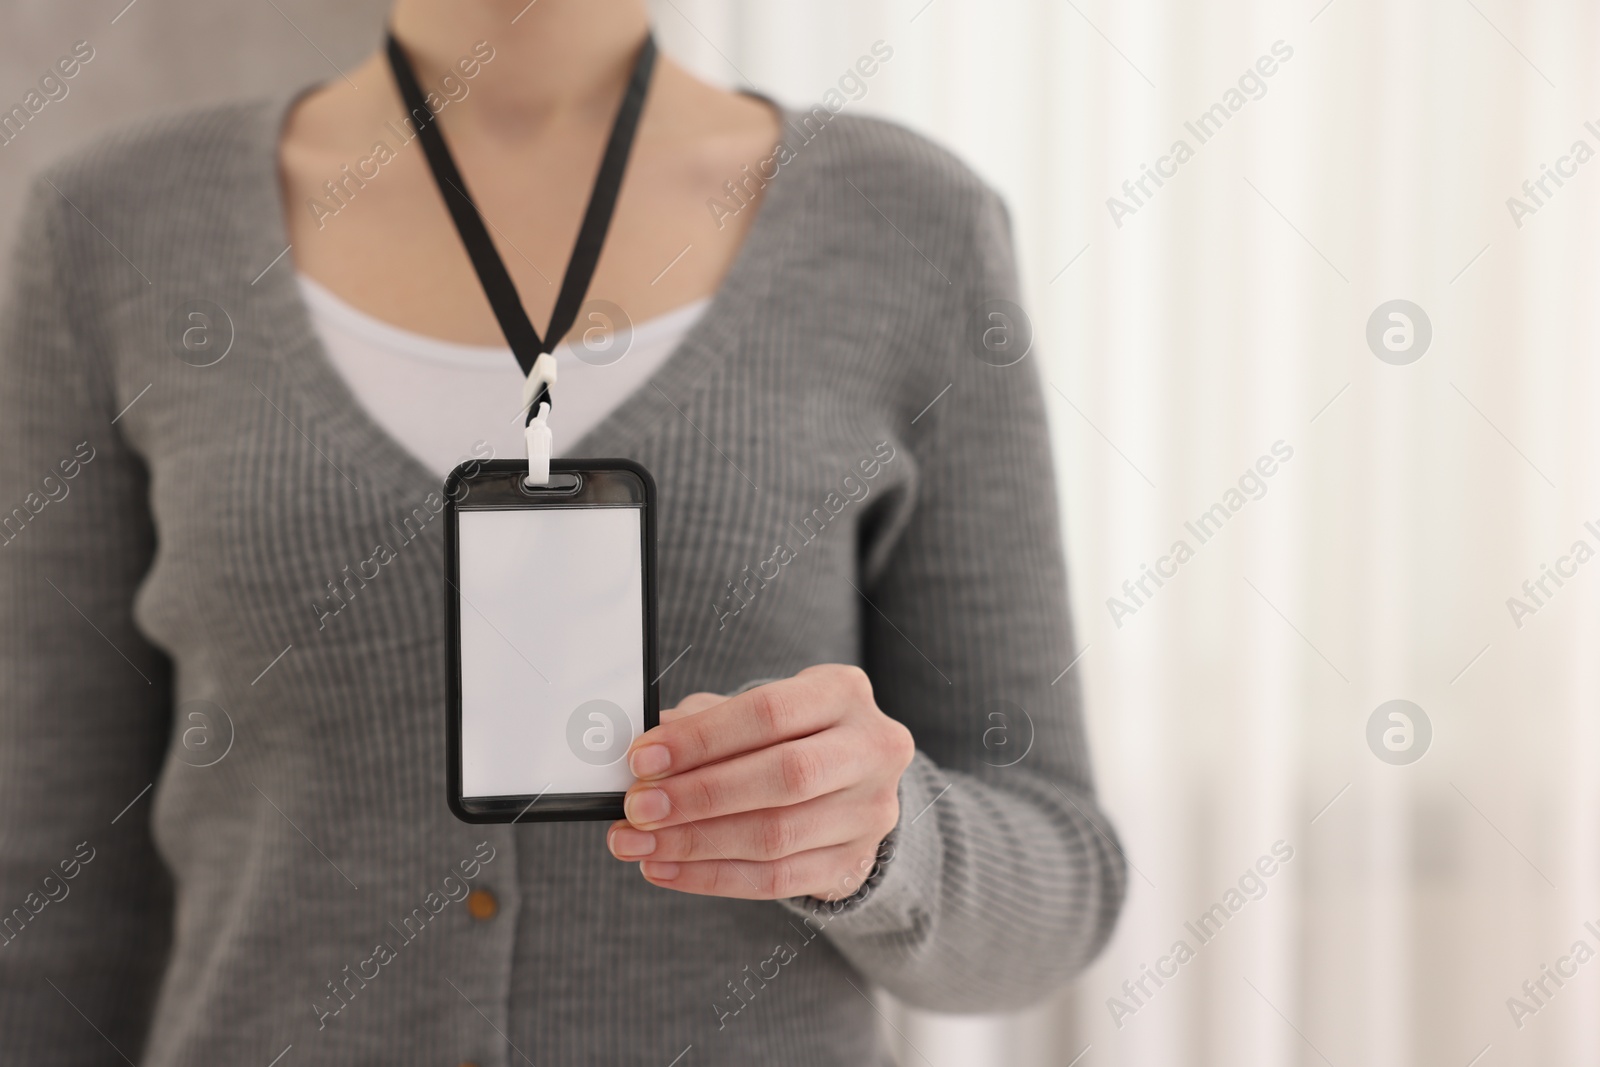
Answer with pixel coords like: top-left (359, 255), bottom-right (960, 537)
top-left (660, 1), bottom-right (1600, 1063)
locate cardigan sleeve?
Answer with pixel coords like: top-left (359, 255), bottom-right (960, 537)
top-left (0, 174), bottom-right (175, 1062)
top-left (780, 184), bottom-right (1127, 1012)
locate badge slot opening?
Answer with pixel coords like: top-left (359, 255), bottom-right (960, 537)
top-left (519, 472), bottom-right (583, 496)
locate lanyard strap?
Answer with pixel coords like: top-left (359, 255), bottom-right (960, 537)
top-left (383, 32), bottom-right (658, 420)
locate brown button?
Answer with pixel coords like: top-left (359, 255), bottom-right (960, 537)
top-left (465, 889), bottom-right (497, 921)
top-left (458, 1062), bottom-right (480, 1067)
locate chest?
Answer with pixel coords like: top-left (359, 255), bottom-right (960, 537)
top-left (121, 293), bottom-right (917, 716)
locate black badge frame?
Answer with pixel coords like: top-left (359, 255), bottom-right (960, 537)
top-left (444, 459), bottom-right (660, 823)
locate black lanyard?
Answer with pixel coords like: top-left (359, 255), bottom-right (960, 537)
top-left (384, 32), bottom-right (658, 422)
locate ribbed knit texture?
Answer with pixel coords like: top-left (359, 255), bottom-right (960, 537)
top-left (0, 95), bottom-right (1126, 1066)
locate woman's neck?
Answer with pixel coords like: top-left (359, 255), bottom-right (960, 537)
top-left (383, 0), bottom-right (651, 129)
top-left (281, 0), bottom-right (781, 342)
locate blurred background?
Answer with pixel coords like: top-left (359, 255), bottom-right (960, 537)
top-left (5, 1), bottom-right (1596, 1064)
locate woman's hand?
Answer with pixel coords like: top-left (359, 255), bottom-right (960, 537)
top-left (607, 664), bottom-right (915, 901)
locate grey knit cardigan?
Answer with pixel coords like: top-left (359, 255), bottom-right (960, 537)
top-left (0, 94), bottom-right (1125, 1066)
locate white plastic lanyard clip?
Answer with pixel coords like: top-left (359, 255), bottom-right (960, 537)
top-left (525, 401), bottom-right (553, 486)
top-left (521, 352), bottom-right (558, 486)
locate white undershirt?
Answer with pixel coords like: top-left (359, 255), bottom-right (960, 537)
top-left (297, 274), bottom-right (710, 478)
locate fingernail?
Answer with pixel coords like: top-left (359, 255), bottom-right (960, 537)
top-left (640, 861), bottom-right (680, 882)
top-left (629, 744), bottom-right (671, 778)
top-left (625, 788), bottom-right (670, 825)
top-left (608, 827), bottom-right (656, 859)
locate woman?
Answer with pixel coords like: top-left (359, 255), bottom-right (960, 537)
top-left (0, 0), bottom-right (1125, 1063)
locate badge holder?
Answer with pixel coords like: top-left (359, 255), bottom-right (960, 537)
top-left (443, 459), bottom-right (660, 823)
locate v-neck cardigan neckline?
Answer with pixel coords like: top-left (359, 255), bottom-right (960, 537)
top-left (249, 88), bottom-right (802, 502)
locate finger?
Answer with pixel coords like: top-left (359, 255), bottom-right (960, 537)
top-left (607, 788), bottom-right (885, 863)
top-left (638, 841), bottom-right (877, 901)
top-left (623, 729), bottom-right (872, 829)
top-left (626, 670), bottom-right (861, 780)
top-left (660, 691), bottom-right (722, 725)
